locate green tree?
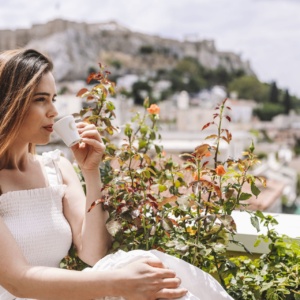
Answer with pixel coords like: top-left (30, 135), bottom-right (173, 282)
top-left (139, 45), bottom-right (154, 55)
top-left (204, 67), bottom-right (244, 88)
top-left (269, 81), bottom-right (279, 104)
top-left (228, 76), bottom-right (269, 102)
top-left (131, 81), bottom-right (153, 105)
top-left (169, 57), bottom-right (207, 93)
top-left (283, 89), bottom-right (291, 115)
top-left (254, 103), bottom-right (284, 121)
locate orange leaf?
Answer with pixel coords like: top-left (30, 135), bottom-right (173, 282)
top-left (158, 196), bottom-right (177, 208)
top-left (86, 72), bottom-right (96, 84)
top-left (88, 198), bottom-right (104, 212)
top-left (194, 144), bottom-right (210, 158)
top-left (205, 134), bottom-right (218, 140)
top-left (214, 185), bottom-right (222, 198)
top-left (86, 95), bottom-right (95, 101)
top-left (76, 88), bottom-right (89, 97)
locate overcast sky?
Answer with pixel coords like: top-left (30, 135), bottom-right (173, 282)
top-left (0, 0), bottom-right (299, 97)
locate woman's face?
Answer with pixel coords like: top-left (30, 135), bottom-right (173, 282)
top-left (17, 71), bottom-right (58, 146)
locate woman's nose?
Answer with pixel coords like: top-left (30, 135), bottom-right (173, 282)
top-left (47, 102), bottom-right (58, 118)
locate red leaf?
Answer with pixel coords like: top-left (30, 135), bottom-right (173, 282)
top-left (226, 116), bottom-right (231, 122)
top-left (201, 122), bottom-right (211, 130)
top-left (202, 161), bottom-right (209, 167)
top-left (87, 96), bottom-right (94, 101)
top-left (86, 73), bottom-right (96, 84)
top-left (88, 198), bottom-right (104, 212)
top-left (76, 88), bottom-right (88, 97)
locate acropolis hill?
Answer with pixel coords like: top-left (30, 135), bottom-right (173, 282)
top-left (0, 19), bottom-right (254, 81)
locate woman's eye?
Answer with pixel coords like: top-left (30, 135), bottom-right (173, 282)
top-left (35, 97), bottom-right (45, 102)
top-left (52, 98), bottom-right (57, 103)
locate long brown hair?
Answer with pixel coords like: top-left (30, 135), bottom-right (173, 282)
top-left (0, 48), bottom-right (53, 168)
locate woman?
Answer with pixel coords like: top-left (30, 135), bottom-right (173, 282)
top-left (0, 48), bottom-right (233, 300)
top-left (0, 48), bottom-right (187, 300)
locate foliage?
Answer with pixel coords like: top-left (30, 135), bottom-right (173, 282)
top-left (283, 89), bottom-right (292, 115)
top-left (152, 57), bottom-right (245, 96)
top-left (60, 244), bottom-right (91, 271)
top-left (269, 81), bottom-right (280, 104)
top-left (254, 103), bottom-right (285, 121)
top-left (131, 80), bottom-right (154, 105)
top-left (71, 64), bottom-right (300, 299)
top-left (139, 45), bottom-right (154, 55)
top-left (227, 75), bottom-right (270, 103)
top-left (224, 213), bottom-right (300, 299)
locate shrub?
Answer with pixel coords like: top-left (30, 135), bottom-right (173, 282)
top-left (64, 64), bottom-right (300, 299)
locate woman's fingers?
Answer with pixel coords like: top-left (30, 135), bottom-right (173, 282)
top-left (76, 123), bottom-right (101, 138)
top-left (159, 277), bottom-right (182, 289)
top-left (156, 287), bottom-right (188, 299)
top-left (76, 124), bottom-right (104, 151)
top-left (146, 261), bottom-right (187, 298)
top-left (144, 258), bottom-right (168, 269)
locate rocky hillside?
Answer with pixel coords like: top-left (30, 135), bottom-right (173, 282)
top-left (0, 19), bottom-right (255, 81)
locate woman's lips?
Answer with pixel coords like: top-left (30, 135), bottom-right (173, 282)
top-left (43, 125), bottom-right (53, 132)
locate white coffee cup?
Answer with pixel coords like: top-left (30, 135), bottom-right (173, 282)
top-left (53, 115), bottom-right (81, 147)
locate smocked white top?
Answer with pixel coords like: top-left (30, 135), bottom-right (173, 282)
top-left (0, 150), bottom-right (73, 300)
top-left (0, 150), bottom-right (234, 300)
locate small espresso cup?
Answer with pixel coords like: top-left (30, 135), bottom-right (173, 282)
top-left (53, 115), bottom-right (81, 147)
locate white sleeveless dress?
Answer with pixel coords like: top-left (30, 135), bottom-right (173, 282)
top-left (0, 150), bottom-right (233, 300)
top-left (0, 150), bottom-right (73, 300)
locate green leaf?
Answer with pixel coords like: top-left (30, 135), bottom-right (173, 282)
top-left (138, 140), bottom-right (148, 149)
top-left (124, 124), bottom-right (132, 137)
top-left (175, 180), bottom-right (182, 188)
top-left (106, 101), bottom-right (115, 111)
top-left (161, 218), bottom-right (173, 231)
top-left (256, 210), bottom-right (264, 218)
top-left (154, 144), bottom-right (162, 154)
top-left (239, 192), bottom-right (252, 201)
top-left (150, 131), bottom-right (156, 140)
top-left (140, 125), bottom-right (148, 134)
top-left (250, 216), bottom-right (260, 232)
top-left (251, 183), bottom-right (261, 197)
top-left (159, 184), bottom-right (167, 192)
top-left (253, 239), bottom-right (261, 247)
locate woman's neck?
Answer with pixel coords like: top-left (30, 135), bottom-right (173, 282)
top-left (1, 147), bottom-right (33, 171)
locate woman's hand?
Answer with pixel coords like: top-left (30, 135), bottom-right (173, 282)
top-left (71, 122), bottom-right (105, 172)
top-left (116, 258), bottom-right (187, 300)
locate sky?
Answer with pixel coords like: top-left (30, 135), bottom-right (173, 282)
top-left (0, 0), bottom-right (300, 97)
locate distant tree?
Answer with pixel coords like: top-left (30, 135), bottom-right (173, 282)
top-left (139, 45), bottom-right (154, 55)
top-left (109, 59), bottom-right (122, 70)
top-left (269, 81), bottom-right (279, 104)
top-left (228, 76), bottom-right (269, 102)
top-left (254, 103), bottom-right (284, 121)
top-left (204, 67), bottom-right (244, 88)
top-left (169, 57), bottom-right (207, 93)
top-left (283, 89), bottom-right (291, 115)
top-left (132, 81), bottom-right (153, 105)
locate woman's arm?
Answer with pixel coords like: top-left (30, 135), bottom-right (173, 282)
top-left (59, 154), bottom-right (111, 266)
top-left (59, 122), bottom-right (113, 265)
top-left (0, 218), bottom-right (186, 300)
